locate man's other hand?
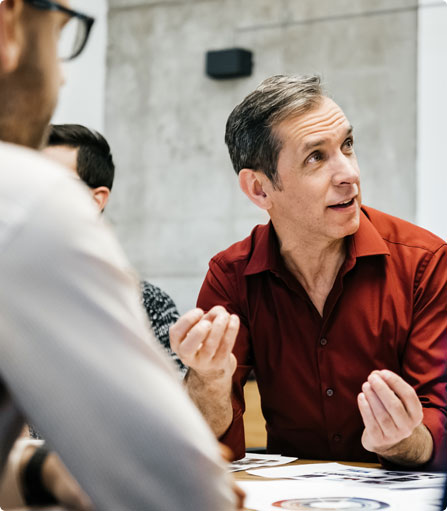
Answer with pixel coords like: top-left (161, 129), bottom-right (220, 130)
top-left (42, 452), bottom-right (93, 511)
top-left (358, 369), bottom-right (433, 466)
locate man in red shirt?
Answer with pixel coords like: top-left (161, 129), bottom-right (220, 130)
top-left (170, 75), bottom-right (446, 470)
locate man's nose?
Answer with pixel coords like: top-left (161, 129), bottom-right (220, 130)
top-left (332, 153), bottom-right (360, 186)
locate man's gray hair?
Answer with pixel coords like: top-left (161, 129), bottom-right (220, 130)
top-left (225, 74), bottom-right (324, 188)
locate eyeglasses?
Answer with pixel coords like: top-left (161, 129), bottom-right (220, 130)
top-left (24, 0), bottom-right (95, 61)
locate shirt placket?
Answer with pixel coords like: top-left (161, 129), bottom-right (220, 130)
top-left (317, 259), bottom-right (355, 458)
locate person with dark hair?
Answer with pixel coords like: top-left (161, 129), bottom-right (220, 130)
top-left (170, 75), bottom-right (446, 471)
top-left (44, 124), bottom-right (114, 211)
top-left (0, 2), bottom-right (236, 510)
top-left (43, 123), bottom-right (186, 374)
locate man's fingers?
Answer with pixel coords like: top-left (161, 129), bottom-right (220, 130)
top-left (169, 308), bottom-right (204, 352)
top-left (45, 454), bottom-right (93, 511)
top-left (213, 314), bottom-right (239, 364)
top-left (358, 392), bottom-right (383, 442)
top-left (367, 373), bottom-right (408, 430)
top-left (176, 319), bottom-right (212, 359)
top-left (362, 381), bottom-right (397, 435)
top-left (203, 305), bottom-right (231, 322)
top-left (198, 309), bottom-right (231, 360)
top-left (234, 481), bottom-right (246, 510)
top-left (171, 306), bottom-right (238, 372)
top-left (379, 370), bottom-right (423, 423)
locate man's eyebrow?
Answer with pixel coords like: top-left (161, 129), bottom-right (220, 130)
top-left (301, 125), bottom-right (354, 153)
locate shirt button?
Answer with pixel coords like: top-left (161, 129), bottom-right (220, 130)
top-left (326, 388), bottom-right (334, 397)
top-left (333, 434), bottom-right (342, 442)
top-left (320, 337), bottom-right (328, 346)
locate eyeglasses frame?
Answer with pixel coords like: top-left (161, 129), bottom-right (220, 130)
top-left (23, 0), bottom-right (95, 60)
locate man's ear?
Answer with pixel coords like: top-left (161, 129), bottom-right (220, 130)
top-left (0, 0), bottom-right (24, 74)
top-left (91, 186), bottom-right (110, 213)
top-left (238, 168), bottom-right (273, 211)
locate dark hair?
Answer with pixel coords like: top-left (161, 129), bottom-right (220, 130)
top-left (47, 124), bottom-right (115, 190)
top-left (225, 74), bottom-right (323, 188)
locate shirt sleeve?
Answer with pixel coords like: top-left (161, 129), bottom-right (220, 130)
top-left (197, 259), bottom-right (254, 460)
top-left (0, 177), bottom-right (235, 510)
top-left (404, 244), bottom-right (447, 470)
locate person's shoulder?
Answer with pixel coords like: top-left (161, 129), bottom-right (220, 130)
top-left (210, 223), bottom-right (269, 269)
top-left (141, 281), bottom-right (174, 303)
top-left (0, 142), bottom-right (86, 247)
top-left (0, 141), bottom-right (80, 211)
top-left (0, 141), bottom-right (70, 186)
top-left (140, 281), bottom-right (179, 313)
top-left (363, 205), bottom-right (446, 254)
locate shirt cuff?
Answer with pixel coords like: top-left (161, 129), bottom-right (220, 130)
top-left (421, 407), bottom-right (447, 471)
top-left (218, 409), bottom-right (246, 461)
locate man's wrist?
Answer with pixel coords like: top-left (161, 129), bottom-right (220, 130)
top-left (185, 368), bottom-right (234, 437)
top-left (378, 424), bottom-right (433, 467)
top-left (186, 366), bottom-right (233, 386)
top-left (22, 445), bottom-right (58, 506)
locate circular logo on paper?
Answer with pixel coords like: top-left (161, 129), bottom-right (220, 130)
top-left (272, 497), bottom-right (390, 510)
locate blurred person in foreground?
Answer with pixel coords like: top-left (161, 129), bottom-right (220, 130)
top-left (171, 75), bottom-right (447, 471)
top-left (0, 1), bottom-right (236, 510)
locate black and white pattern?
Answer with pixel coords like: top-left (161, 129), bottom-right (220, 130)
top-left (140, 281), bottom-right (187, 375)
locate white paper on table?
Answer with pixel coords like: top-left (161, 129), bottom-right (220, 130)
top-left (229, 453), bottom-right (297, 472)
top-left (247, 462), bottom-right (341, 478)
top-left (247, 462), bottom-right (446, 490)
top-left (238, 479), bottom-right (443, 511)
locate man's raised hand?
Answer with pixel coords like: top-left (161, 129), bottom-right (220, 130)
top-left (170, 306), bottom-right (239, 378)
top-left (358, 369), bottom-right (432, 466)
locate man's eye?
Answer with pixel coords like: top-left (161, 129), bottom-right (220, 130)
top-left (343, 138), bottom-right (354, 150)
top-left (306, 151), bottom-right (322, 164)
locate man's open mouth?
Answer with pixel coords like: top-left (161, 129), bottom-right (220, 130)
top-left (328, 198), bottom-right (355, 209)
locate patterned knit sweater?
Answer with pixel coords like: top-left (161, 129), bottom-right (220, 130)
top-left (140, 281), bottom-right (187, 375)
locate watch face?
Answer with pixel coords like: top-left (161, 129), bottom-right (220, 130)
top-left (272, 497), bottom-right (390, 510)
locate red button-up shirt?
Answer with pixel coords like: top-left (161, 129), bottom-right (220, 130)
top-left (197, 206), bottom-right (447, 469)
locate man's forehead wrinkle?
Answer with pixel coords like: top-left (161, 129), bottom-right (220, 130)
top-left (297, 105), bottom-right (348, 133)
top-left (300, 119), bottom-right (351, 151)
top-left (278, 108), bottom-right (349, 151)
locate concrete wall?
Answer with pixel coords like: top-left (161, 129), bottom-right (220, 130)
top-left (106, 0), bottom-right (419, 312)
top-left (53, 1), bottom-right (108, 131)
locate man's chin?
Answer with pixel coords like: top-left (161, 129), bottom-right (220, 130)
top-left (336, 214), bottom-right (361, 239)
top-left (345, 216), bottom-right (361, 237)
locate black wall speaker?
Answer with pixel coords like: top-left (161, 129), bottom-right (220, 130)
top-left (206, 48), bottom-right (253, 79)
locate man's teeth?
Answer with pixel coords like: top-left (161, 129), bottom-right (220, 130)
top-left (338, 199), bottom-right (351, 205)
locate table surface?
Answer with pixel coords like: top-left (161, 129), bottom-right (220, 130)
top-left (233, 458), bottom-right (382, 510)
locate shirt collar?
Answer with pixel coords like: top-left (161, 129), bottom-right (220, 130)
top-left (350, 207), bottom-right (391, 258)
top-left (243, 207), bottom-right (390, 277)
